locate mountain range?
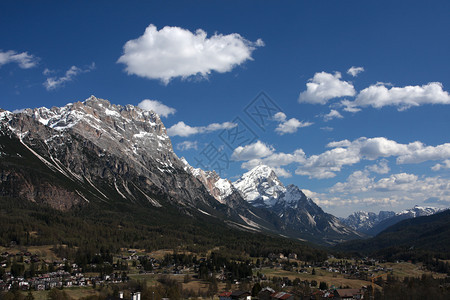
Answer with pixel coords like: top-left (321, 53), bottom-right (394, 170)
top-left (0, 96), bottom-right (364, 247)
top-left (341, 206), bottom-right (444, 236)
top-left (335, 209), bottom-right (450, 257)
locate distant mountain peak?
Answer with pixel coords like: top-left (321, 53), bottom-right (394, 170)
top-left (341, 205), bottom-right (445, 235)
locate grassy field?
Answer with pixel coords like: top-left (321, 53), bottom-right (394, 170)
top-left (0, 245), bottom-right (60, 261)
top-left (379, 261), bottom-right (446, 279)
top-left (20, 287), bottom-right (100, 300)
top-left (259, 267), bottom-right (374, 289)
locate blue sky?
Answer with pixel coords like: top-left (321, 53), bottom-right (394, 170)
top-left (1, 0), bottom-right (449, 217)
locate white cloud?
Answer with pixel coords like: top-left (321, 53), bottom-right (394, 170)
top-left (347, 66), bottom-right (364, 77)
top-left (341, 99), bottom-right (362, 113)
top-left (0, 50), bottom-right (38, 69)
top-left (42, 68), bottom-right (55, 75)
top-left (375, 173), bottom-right (418, 191)
top-left (301, 189), bottom-right (321, 200)
top-left (276, 118), bottom-right (312, 135)
top-left (231, 141), bottom-right (274, 161)
top-left (366, 159), bottom-right (390, 174)
top-left (240, 149), bottom-right (306, 171)
top-left (167, 121), bottom-right (236, 137)
top-left (295, 146), bottom-right (361, 179)
top-left (326, 140), bottom-right (352, 148)
top-left (325, 170), bottom-right (450, 209)
top-left (331, 171), bottom-right (450, 199)
top-left (273, 112), bottom-right (312, 135)
top-left (396, 142), bottom-right (450, 164)
top-left (117, 24), bottom-right (263, 84)
top-left (176, 141), bottom-right (198, 151)
top-left (138, 99), bottom-right (176, 118)
top-left (329, 170), bottom-right (373, 194)
top-left (295, 137), bottom-right (450, 179)
top-left (272, 167), bottom-right (292, 178)
top-left (320, 126), bottom-right (334, 132)
top-left (273, 112), bottom-right (287, 122)
top-left (345, 82), bottom-right (450, 110)
top-left (234, 136), bottom-right (450, 181)
top-left (315, 195), bottom-right (402, 209)
top-left (298, 72), bottom-right (356, 104)
top-left (44, 63), bottom-right (95, 90)
top-left (431, 159), bottom-right (450, 171)
top-left (330, 171), bottom-right (419, 194)
top-left (323, 109), bottom-right (343, 122)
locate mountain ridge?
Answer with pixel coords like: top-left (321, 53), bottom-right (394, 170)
top-left (1, 96), bottom-right (361, 246)
top-left (341, 205), bottom-right (445, 236)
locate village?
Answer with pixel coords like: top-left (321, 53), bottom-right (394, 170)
top-left (1, 245), bottom-right (443, 299)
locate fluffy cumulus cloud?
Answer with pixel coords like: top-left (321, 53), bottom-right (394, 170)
top-left (0, 50), bottom-right (38, 69)
top-left (347, 66), bottom-right (364, 77)
top-left (271, 167), bottom-right (293, 178)
top-left (315, 169), bottom-right (450, 210)
top-left (298, 72), bottom-right (356, 104)
top-left (330, 171), bottom-right (420, 194)
top-left (432, 159), bottom-right (450, 171)
top-left (343, 82), bottom-right (450, 111)
top-left (167, 121), bottom-right (236, 137)
top-left (44, 63), bottom-right (95, 90)
top-left (242, 149), bottom-right (306, 168)
top-left (234, 136), bottom-right (450, 181)
top-left (295, 137), bottom-right (450, 179)
top-left (231, 141), bottom-right (274, 161)
top-left (341, 99), bottom-right (362, 113)
top-left (331, 171), bottom-right (450, 201)
top-left (117, 24), bottom-right (264, 84)
top-left (176, 141), bottom-right (198, 151)
top-left (323, 109), bottom-right (343, 122)
top-left (273, 112), bottom-right (312, 135)
top-left (366, 159), bottom-right (390, 174)
top-left (296, 146), bottom-right (361, 179)
top-left (138, 99), bottom-right (176, 118)
top-left (239, 147), bottom-right (306, 179)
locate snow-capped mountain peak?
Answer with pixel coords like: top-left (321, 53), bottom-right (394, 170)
top-left (232, 164), bottom-right (285, 207)
top-left (397, 205), bottom-right (443, 217)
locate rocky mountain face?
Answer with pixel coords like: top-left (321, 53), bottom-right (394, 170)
top-left (0, 96), bottom-right (218, 212)
top-left (231, 165), bottom-right (363, 244)
top-left (0, 96), bottom-right (362, 245)
top-left (341, 206), bottom-right (444, 236)
top-left (340, 211), bottom-right (395, 234)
